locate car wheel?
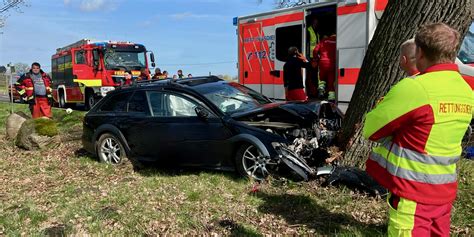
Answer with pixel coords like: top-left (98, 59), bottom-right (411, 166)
top-left (235, 143), bottom-right (277, 180)
top-left (97, 133), bottom-right (126, 165)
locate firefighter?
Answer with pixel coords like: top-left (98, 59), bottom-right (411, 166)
top-left (139, 68), bottom-right (151, 81)
top-left (399, 39), bottom-right (420, 76)
top-left (15, 62), bottom-right (53, 119)
top-left (363, 23), bottom-right (472, 236)
top-left (152, 68), bottom-right (162, 79)
top-left (283, 47), bottom-right (311, 101)
top-left (177, 69), bottom-right (185, 79)
top-left (123, 71), bottom-right (134, 85)
top-left (313, 31), bottom-right (336, 101)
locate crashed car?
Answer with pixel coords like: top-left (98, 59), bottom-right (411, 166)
top-left (82, 76), bottom-right (343, 180)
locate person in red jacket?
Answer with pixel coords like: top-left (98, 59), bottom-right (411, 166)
top-left (313, 31), bottom-right (336, 101)
top-left (16, 62), bottom-right (53, 118)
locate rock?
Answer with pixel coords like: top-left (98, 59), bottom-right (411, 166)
top-left (15, 119), bottom-right (56, 150)
top-left (5, 112), bottom-right (29, 139)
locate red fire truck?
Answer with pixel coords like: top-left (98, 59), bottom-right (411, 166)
top-left (51, 39), bottom-right (155, 109)
top-left (235, 0), bottom-right (474, 112)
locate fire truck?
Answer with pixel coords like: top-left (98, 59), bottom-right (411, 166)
top-left (51, 39), bottom-right (155, 109)
top-left (235, 0), bottom-right (474, 112)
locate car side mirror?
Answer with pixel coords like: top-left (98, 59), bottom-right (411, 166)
top-left (92, 49), bottom-right (101, 71)
top-left (195, 106), bottom-right (210, 120)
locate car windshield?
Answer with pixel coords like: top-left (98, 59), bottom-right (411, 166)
top-left (458, 22), bottom-right (474, 64)
top-left (195, 82), bottom-right (272, 114)
top-left (104, 50), bottom-right (146, 70)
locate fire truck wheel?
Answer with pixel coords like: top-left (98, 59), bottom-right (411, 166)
top-left (58, 92), bottom-right (66, 108)
top-left (85, 89), bottom-right (97, 110)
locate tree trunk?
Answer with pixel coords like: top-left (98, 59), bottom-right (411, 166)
top-left (339, 0), bottom-right (473, 167)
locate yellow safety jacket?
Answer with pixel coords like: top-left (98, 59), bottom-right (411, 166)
top-left (307, 26), bottom-right (320, 59)
top-left (363, 63), bottom-right (473, 205)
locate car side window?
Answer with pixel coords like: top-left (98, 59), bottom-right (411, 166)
top-left (148, 91), bottom-right (199, 117)
top-left (128, 91), bottom-right (150, 115)
top-left (99, 92), bottom-right (131, 112)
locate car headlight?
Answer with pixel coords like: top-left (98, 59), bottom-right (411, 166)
top-left (100, 87), bottom-right (115, 97)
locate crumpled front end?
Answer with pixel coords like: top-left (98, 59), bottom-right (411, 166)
top-left (235, 101), bottom-right (343, 180)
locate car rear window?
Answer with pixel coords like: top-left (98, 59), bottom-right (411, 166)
top-left (128, 91), bottom-right (150, 115)
top-left (99, 92), bottom-right (131, 112)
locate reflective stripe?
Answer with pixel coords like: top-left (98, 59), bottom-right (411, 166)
top-left (374, 146), bottom-right (456, 175)
top-left (27, 96), bottom-right (34, 101)
top-left (370, 152), bottom-right (457, 184)
top-left (17, 89), bottom-right (26, 95)
top-left (385, 143), bottom-right (460, 166)
top-left (25, 87), bottom-right (34, 91)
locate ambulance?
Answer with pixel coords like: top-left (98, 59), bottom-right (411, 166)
top-left (234, 0), bottom-right (474, 112)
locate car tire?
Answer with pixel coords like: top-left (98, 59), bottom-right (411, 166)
top-left (235, 143), bottom-right (276, 180)
top-left (96, 133), bottom-right (127, 165)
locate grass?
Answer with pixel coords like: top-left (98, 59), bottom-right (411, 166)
top-left (0, 101), bottom-right (472, 235)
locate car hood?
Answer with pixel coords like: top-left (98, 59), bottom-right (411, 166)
top-left (230, 101), bottom-right (320, 126)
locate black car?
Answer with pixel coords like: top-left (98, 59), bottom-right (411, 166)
top-left (82, 76), bottom-right (342, 180)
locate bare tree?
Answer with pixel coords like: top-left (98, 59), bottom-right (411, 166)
top-left (256, 0), bottom-right (312, 9)
top-left (0, 0), bottom-right (27, 28)
top-left (338, 0), bottom-right (473, 167)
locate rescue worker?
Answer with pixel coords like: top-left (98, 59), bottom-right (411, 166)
top-left (363, 23), bottom-right (472, 236)
top-left (306, 17), bottom-right (321, 99)
top-left (123, 70), bottom-right (134, 85)
top-left (152, 68), bottom-right (162, 79)
top-left (15, 62), bottom-right (53, 118)
top-left (283, 47), bottom-right (311, 101)
top-left (177, 69), bottom-right (184, 79)
top-left (313, 31), bottom-right (336, 101)
top-left (399, 39), bottom-right (420, 76)
top-left (161, 71), bottom-right (169, 79)
top-left (139, 68), bottom-right (151, 81)
top-left (187, 74), bottom-right (193, 78)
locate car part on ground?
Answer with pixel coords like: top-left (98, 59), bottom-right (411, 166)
top-left (323, 166), bottom-right (388, 197)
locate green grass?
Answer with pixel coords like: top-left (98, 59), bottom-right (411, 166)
top-left (0, 101), bottom-right (472, 235)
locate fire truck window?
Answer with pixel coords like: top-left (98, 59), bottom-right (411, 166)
top-left (75, 51), bottom-right (86, 65)
top-left (64, 55), bottom-right (74, 85)
top-left (51, 58), bottom-right (58, 81)
top-left (99, 92), bottom-right (131, 112)
top-left (276, 25), bottom-right (302, 62)
top-left (128, 91), bottom-right (150, 115)
top-left (56, 56), bottom-right (65, 84)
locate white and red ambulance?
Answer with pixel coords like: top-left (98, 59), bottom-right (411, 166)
top-left (234, 0), bottom-right (474, 112)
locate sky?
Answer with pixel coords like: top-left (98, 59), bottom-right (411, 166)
top-left (0, 0), bottom-right (275, 76)
top-left (1, 1), bottom-right (473, 76)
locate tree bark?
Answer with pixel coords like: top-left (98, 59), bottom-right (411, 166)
top-left (339, 0), bottom-right (473, 167)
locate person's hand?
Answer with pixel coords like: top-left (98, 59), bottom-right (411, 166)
top-left (297, 53), bottom-right (307, 62)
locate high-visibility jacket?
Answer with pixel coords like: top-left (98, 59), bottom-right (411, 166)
top-left (15, 70), bottom-right (53, 104)
top-left (307, 26), bottom-right (320, 59)
top-left (363, 63), bottom-right (473, 205)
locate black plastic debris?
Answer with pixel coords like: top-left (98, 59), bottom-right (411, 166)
top-left (323, 166), bottom-right (388, 197)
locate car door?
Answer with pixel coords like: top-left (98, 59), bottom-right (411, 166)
top-left (146, 90), bottom-right (233, 167)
